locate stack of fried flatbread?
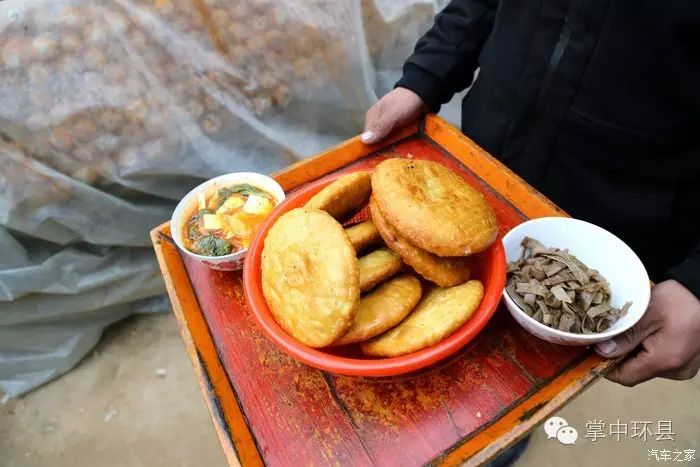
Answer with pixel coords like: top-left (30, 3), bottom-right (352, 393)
top-left (260, 157), bottom-right (498, 356)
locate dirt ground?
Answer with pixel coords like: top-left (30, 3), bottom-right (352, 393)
top-left (1, 313), bottom-right (698, 467)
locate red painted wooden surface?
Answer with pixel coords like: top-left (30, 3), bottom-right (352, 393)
top-left (179, 135), bottom-right (586, 466)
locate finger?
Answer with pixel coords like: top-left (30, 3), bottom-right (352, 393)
top-left (606, 348), bottom-right (660, 387)
top-left (659, 354), bottom-right (700, 381)
top-left (595, 307), bottom-right (660, 358)
top-left (661, 366), bottom-right (700, 381)
top-left (362, 101), bottom-right (394, 144)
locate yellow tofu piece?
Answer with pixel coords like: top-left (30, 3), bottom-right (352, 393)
top-left (242, 194), bottom-right (273, 215)
top-left (202, 214), bottom-right (224, 231)
top-left (224, 213), bottom-right (252, 238)
top-left (216, 195), bottom-right (245, 214)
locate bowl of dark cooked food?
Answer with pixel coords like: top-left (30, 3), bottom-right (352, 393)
top-left (171, 173), bottom-right (285, 271)
top-left (501, 217), bottom-right (650, 345)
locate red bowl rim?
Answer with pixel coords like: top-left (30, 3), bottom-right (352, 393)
top-left (243, 172), bottom-right (506, 377)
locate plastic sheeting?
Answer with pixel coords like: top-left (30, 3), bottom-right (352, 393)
top-left (0, 0), bottom-right (456, 397)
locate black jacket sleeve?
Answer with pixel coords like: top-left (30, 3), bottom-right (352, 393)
top-left (667, 242), bottom-right (700, 300)
top-left (395, 0), bottom-right (498, 112)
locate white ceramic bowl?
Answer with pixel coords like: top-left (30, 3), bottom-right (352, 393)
top-left (502, 217), bottom-right (650, 345)
top-left (171, 172), bottom-right (285, 271)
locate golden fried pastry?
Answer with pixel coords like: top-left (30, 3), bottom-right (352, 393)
top-left (370, 197), bottom-right (472, 287)
top-left (358, 247), bottom-right (402, 292)
top-left (305, 171), bottom-right (372, 221)
top-left (332, 275), bottom-right (422, 346)
top-left (261, 208), bottom-right (359, 347)
top-left (345, 220), bottom-right (382, 252)
top-left (361, 280), bottom-right (484, 357)
top-left (372, 158), bottom-right (497, 256)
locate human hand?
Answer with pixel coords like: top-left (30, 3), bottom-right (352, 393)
top-left (595, 280), bottom-right (700, 386)
top-left (361, 87), bottom-right (427, 144)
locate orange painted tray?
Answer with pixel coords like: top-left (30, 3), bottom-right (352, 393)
top-left (151, 115), bottom-right (614, 466)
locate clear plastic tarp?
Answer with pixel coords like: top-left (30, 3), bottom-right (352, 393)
top-left (0, 0), bottom-right (456, 397)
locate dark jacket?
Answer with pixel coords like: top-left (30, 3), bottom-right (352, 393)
top-left (396, 0), bottom-right (700, 297)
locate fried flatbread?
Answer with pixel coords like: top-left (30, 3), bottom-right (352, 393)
top-left (345, 220), bottom-right (382, 252)
top-left (372, 158), bottom-right (497, 256)
top-left (305, 171), bottom-right (372, 221)
top-left (358, 247), bottom-right (402, 292)
top-left (332, 275), bottom-right (422, 346)
top-left (261, 208), bottom-right (359, 347)
top-left (370, 196), bottom-right (472, 287)
top-left (361, 280), bottom-right (484, 357)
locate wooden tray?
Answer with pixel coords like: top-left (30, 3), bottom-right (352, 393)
top-left (151, 115), bottom-right (614, 466)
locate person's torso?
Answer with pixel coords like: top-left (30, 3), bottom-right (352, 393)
top-left (461, 0), bottom-right (700, 278)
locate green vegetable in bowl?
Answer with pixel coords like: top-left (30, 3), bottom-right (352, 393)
top-left (186, 209), bottom-right (212, 240)
top-left (193, 235), bottom-right (232, 256)
top-left (217, 184), bottom-right (266, 208)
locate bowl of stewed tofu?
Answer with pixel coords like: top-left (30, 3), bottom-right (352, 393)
top-left (171, 172), bottom-right (285, 271)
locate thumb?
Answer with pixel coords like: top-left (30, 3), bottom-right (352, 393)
top-left (595, 311), bottom-right (658, 358)
top-left (361, 100), bottom-right (395, 144)
top-left (606, 348), bottom-right (659, 387)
